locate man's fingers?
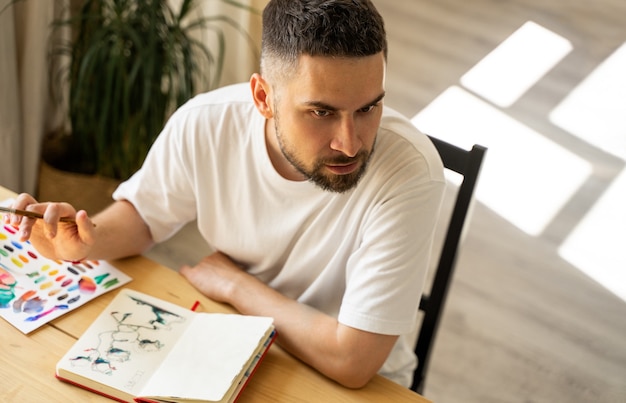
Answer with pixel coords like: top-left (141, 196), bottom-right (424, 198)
top-left (75, 210), bottom-right (96, 246)
top-left (17, 217), bottom-right (36, 242)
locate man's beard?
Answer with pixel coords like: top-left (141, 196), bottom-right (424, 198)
top-left (273, 117), bottom-right (374, 193)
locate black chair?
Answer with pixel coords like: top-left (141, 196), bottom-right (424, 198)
top-left (410, 135), bottom-right (487, 394)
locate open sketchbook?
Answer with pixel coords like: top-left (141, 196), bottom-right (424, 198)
top-left (0, 203), bottom-right (131, 333)
top-left (56, 289), bottom-right (276, 403)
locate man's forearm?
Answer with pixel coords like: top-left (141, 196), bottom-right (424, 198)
top-left (223, 267), bottom-right (397, 388)
top-left (86, 200), bottom-right (154, 260)
top-left (180, 252), bottom-right (398, 388)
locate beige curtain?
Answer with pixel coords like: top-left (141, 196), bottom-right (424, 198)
top-left (0, 0), bottom-right (267, 196)
top-left (0, 0), bottom-right (68, 195)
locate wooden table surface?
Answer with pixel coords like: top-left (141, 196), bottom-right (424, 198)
top-left (0, 186), bottom-right (430, 403)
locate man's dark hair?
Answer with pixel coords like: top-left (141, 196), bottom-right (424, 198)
top-left (260, 0), bottom-right (387, 81)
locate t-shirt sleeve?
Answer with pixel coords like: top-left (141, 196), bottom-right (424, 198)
top-left (112, 108), bottom-right (199, 243)
top-left (338, 123), bottom-right (446, 335)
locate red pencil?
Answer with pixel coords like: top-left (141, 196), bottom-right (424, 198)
top-left (190, 300), bottom-right (200, 312)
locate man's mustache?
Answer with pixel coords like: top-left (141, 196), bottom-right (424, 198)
top-left (321, 151), bottom-right (368, 165)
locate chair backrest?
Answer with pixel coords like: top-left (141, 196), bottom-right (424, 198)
top-left (411, 135), bottom-right (487, 393)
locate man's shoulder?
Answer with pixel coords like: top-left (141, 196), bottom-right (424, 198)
top-left (160, 82), bottom-right (260, 147)
top-left (179, 82), bottom-right (254, 111)
top-left (377, 106), bottom-right (444, 182)
top-left (379, 106), bottom-right (428, 148)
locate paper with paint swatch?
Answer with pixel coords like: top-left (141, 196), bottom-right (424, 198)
top-left (0, 201), bottom-right (131, 333)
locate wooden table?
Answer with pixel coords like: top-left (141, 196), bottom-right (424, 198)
top-left (0, 186), bottom-right (430, 403)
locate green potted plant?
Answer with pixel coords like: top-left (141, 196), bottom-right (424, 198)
top-left (44, 0), bottom-right (258, 180)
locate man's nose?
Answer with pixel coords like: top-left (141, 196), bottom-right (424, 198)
top-left (330, 116), bottom-right (362, 157)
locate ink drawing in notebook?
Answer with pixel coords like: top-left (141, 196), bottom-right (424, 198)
top-left (56, 289), bottom-right (276, 403)
top-left (0, 200), bottom-right (131, 333)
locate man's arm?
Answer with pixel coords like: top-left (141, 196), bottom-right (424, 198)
top-left (180, 251), bottom-right (398, 389)
top-left (10, 193), bottom-right (154, 262)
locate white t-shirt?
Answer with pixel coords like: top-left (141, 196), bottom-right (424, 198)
top-left (113, 83), bottom-right (445, 386)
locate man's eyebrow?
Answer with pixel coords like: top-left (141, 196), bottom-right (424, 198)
top-left (303, 92), bottom-right (386, 111)
top-left (304, 100), bottom-right (339, 111)
top-left (363, 92), bottom-right (386, 109)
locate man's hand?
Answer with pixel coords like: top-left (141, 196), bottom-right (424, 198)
top-left (179, 251), bottom-right (247, 303)
top-left (7, 193), bottom-right (96, 261)
top-left (180, 251), bottom-right (399, 388)
top-left (7, 194), bottom-right (153, 262)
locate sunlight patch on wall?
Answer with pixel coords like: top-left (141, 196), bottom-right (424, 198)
top-left (412, 86), bottom-right (592, 236)
top-left (550, 42), bottom-right (626, 160)
top-left (460, 21), bottom-right (573, 108)
top-left (559, 168), bottom-right (626, 303)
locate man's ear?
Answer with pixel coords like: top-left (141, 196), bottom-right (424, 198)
top-left (250, 73), bottom-right (274, 119)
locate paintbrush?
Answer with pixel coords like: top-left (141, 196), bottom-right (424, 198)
top-left (0, 206), bottom-right (89, 225)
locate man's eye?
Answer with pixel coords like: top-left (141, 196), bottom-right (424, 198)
top-left (359, 105), bottom-right (376, 113)
top-left (313, 110), bottom-right (331, 117)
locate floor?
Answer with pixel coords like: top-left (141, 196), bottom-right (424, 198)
top-left (42, 1), bottom-right (626, 402)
